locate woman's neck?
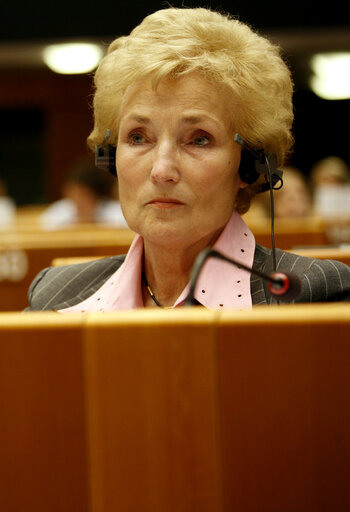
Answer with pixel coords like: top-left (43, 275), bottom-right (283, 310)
top-left (142, 229), bottom-right (223, 308)
top-left (142, 245), bottom-right (192, 308)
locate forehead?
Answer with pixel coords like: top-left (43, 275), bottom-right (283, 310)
top-left (119, 73), bottom-right (235, 128)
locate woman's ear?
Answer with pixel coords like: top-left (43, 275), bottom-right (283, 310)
top-left (239, 178), bottom-right (249, 189)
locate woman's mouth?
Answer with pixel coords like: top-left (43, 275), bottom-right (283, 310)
top-left (147, 198), bottom-right (185, 209)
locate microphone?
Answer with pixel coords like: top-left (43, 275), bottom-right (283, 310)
top-left (185, 248), bottom-right (302, 306)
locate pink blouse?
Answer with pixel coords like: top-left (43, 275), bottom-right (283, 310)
top-left (59, 210), bottom-right (255, 312)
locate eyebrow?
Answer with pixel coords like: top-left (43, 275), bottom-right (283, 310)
top-left (182, 115), bottom-right (217, 125)
top-left (123, 114), bottom-right (150, 124)
top-left (123, 113), bottom-right (223, 127)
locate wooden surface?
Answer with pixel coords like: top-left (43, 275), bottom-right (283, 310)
top-left (1, 305), bottom-right (349, 511)
top-left (84, 309), bottom-right (223, 512)
top-left (218, 304), bottom-right (350, 512)
top-left (0, 313), bottom-right (88, 512)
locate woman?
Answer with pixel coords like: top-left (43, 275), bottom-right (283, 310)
top-left (26, 7), bottom-right (350, 311)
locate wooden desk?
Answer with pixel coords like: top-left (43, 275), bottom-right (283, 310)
top-left (218, 304), bottom-right (350, 511)
top-left (0, 313), bottom-right (87, 512)
top-left (1, 305), bottom-right (349, 512)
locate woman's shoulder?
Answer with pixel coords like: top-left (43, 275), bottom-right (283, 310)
top-left (26, 255), bottom-right (126, 311)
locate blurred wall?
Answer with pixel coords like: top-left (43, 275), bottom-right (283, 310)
top-left (0, 69), bottom-right (93, 205)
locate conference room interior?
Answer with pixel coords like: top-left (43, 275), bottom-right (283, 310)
top-left (0, 2), bottom-right (350, 511)
top-left (0, 0), bottom-right (349, 308)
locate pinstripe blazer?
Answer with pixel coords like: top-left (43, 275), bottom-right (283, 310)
top-left (26, 244), bottom-right (350, 311)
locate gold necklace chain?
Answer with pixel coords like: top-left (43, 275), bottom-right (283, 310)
top-left (142, 271), bottom-right (173, 309)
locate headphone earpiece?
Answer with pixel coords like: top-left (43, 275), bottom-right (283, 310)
top-left (238, 148), bottom-right (261, 185)
top-left (234, 133), bottom-right (283, 192)
top-left (95, 143), bottom-right (117, 177)
top-left (94, 129), bottom-right (117, 177)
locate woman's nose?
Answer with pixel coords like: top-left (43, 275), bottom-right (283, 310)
top-left (150, 140), bottom-right (180, 183)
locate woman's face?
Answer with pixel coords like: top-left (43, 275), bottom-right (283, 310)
top-left (116, 73), bottom-right (245, 251)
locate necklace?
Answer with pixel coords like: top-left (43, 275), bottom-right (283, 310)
top-left (142, 271), bottom-right (173, 309)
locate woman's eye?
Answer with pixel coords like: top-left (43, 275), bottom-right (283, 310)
top-left (128, 132), bottom-right (146, 144)
top-left (193, 135), bottom-right (210, 146)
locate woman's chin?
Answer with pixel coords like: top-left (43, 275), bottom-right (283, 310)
top-left (137, 220), bottom-right (191, 248)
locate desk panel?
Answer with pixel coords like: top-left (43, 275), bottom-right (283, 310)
top-left (0, 313), bottom-right (87, 512)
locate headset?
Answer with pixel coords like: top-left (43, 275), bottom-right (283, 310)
top-left (233, 133), bottom-right (283, 192)
top-left (232, 134), bottom-right (283, 272)
top-left (94, 130), bottom-right (117, 177)
top-left (94, 129), bottom-right (284, 192)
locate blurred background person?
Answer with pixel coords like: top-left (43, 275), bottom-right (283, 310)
top-left (244, 166), bottom-right (313, 221)
top-left (273, 166), bottom-right (313, 218)
top-left (310, 156), bottom-right (350, 188)
top-left (0, 177), bottom-right (16, 228)
top-left (39, 160), bottom-right (128, 230)
top-left (309, 156), bottom-right (350, 219)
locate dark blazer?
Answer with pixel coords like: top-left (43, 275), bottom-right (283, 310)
top-left (26, 244), bottom-right (350, 311)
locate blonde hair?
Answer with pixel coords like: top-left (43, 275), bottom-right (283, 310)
top-left (88, 7), bottom-right (294, 212)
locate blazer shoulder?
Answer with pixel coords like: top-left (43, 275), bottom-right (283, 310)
top-left (252, 244), bottom-right (350, 303)
top-left (26, 255), bottom-right (126, 311)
